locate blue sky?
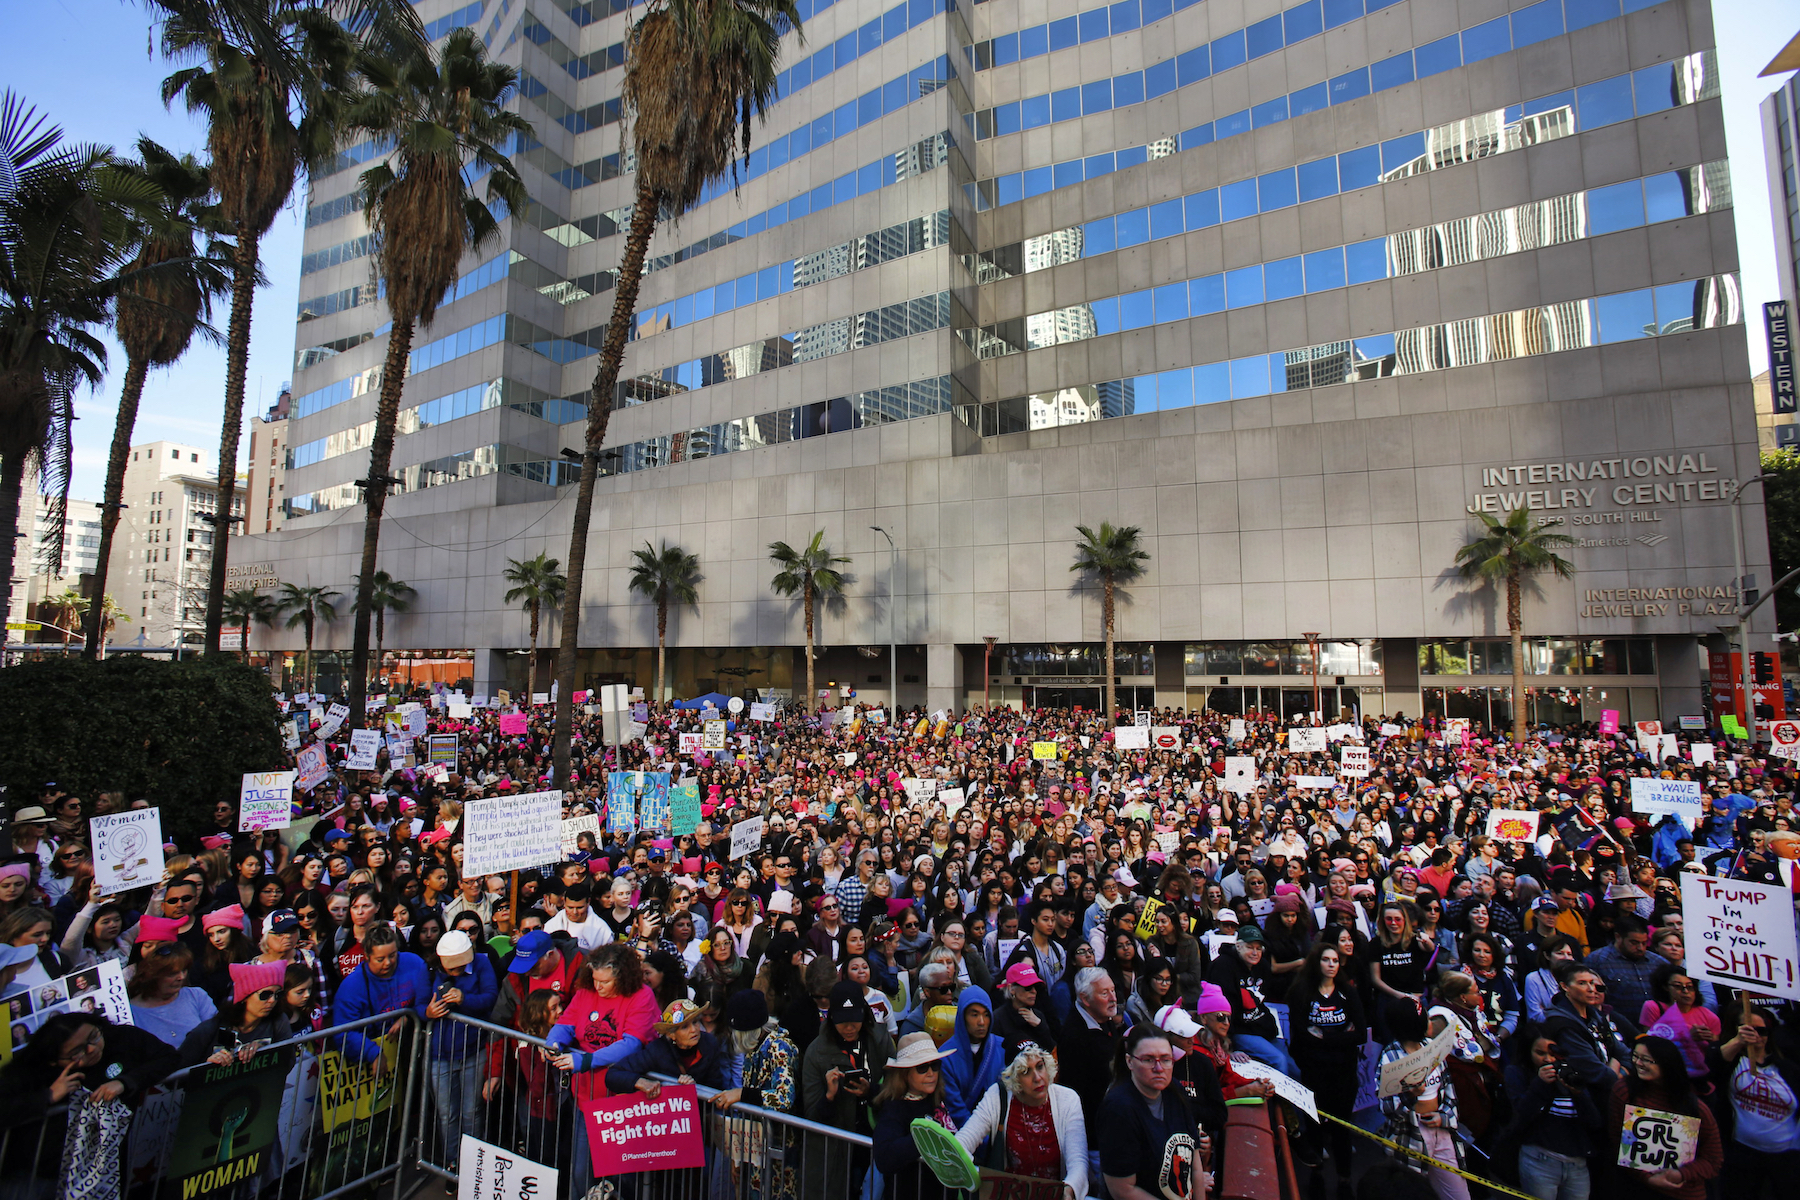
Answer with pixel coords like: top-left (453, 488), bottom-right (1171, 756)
top-left (0, 0), bottom-right (1795, 501)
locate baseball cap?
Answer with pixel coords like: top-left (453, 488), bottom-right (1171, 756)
top-left (827, 979), bottom-right (870, 1021)
top-left (508, 930), bottom-right (553, 973)
top-left (267, 909), bottom-right (301, 933)
top-left (1235, 925), bottom-right (1265, 944)
top-left (1154, 1004), bottom-right (1202, 1038)
top-left (1004, 961), bottom-right (1043, 988)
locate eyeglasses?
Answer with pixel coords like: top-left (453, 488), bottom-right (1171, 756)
top-left (251, 988), bottom-right (279, 1002)
top-left (1129, 1054), bottom-right (1174, 1068)
top-left (776, 861), bottom-right (792, 869)
top-left (57, 1027), bottom-right (101, 1063)
top-left (58, 850), bottom-right (87, 861)
top-left (820, 905), bottom-right (839, 913)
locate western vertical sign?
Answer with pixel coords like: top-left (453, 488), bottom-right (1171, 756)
top-left (1768, 301), bottom-right (1796, 414)
top-left (1680, 874), bottom-right (1800, 1001)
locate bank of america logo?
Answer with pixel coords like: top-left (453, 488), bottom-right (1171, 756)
top-left (1636, 535), bottom-right (1670, 548)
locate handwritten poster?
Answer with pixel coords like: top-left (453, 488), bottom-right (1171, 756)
top-left (345, 729), bottom-right (381, 771)
top-left (90, 808), bottom-right (165, 896)
top-left (1681, 873), bottom-right (1800, 1001)
top-left (1288, 728), bottom-right (1326, 753)
top-left (459, 1135), bottom-right (559, 1200)
top-left (296, 743), bottom-right (330, 791)
top-left (561, 814), bottom-right (601, 857)
top-left (1486, 810), bottom-right (1540, 842)
top-left (1618, 1106), bottom-right (1700, 1171)
top-left (239, 771), bottom-right (296, 832)
top-left (461, 791), bottom-right (564, 877)
top-left (1630, 778), bottom-right (1702, 824)
top-left (1223, 757), bottom-right (1257, 793)
top-left (730, 816), bottom-right (764, 860)
top-left (670, 780), bottom-right (702, 832)
top-left (1114, 726), bottom-right (1149, 750)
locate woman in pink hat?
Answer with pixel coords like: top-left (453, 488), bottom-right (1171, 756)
top-left (178, 960), bottom-right (294, 1068)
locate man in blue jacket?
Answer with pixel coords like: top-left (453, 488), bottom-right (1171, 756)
top-left (426, 929), bottom-right (499, 1159)
top-left (331, 923), bottom-right (431, 1069)
top-left (938, 985), bottom-right (1005, 1125)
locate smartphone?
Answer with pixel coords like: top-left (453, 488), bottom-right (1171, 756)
top-left (842, 1068), bottom-right (869, 1084)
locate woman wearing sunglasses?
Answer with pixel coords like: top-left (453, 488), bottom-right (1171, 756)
top-left (177, 961), bottom-right (295, 1069)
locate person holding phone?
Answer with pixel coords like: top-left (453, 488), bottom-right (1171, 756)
top-left (802, 980), bottom-right (894, 1191)
top-left (424, 929), bottom-right (497, 1162)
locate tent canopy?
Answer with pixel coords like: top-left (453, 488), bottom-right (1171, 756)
top-left (673, 692), bottom-right (734, 710)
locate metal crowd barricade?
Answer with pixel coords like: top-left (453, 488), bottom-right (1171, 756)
top-left (0, 1009), bottom-right (425, 1200)
top-left (424, 1012), bottom-right (874, 1200)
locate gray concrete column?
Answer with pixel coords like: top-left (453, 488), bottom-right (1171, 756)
top-left (1382, 638), bottom-right (1421, 722)
top-left (926, 643), bottom-right (964, 715)
top-left (1655, 635), bottom-right (1706, 727)
top-left (472, 648), bottom-right (508, 700)
top-left (1154, 642), bottom-right (1188, 709)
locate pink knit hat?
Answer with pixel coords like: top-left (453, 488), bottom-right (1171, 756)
top-left (202, 904), bottom-right (246, 933)
top-left (137, 915), bottom-right (183, 942)
top-left (229, 960), bottom-right (288, 1004)
top-left (1194, 981), bottom-right (1232, 1016)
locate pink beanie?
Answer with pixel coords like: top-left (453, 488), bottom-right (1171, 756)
top-left (137, 915), bottom-right (183, 942)
top-left (1194, 981), bottom-right (1232, 1016)
top-left (0, 863), bottom-right (29, 882)
top-left (229, 960), bottom-right (288, 1004)
top-left (202, 904), bottom-right (246, 932)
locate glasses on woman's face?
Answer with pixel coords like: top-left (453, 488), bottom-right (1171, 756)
top-left (251, 988), bottom-right (279, 1002)
top-left (1129, 1053), bottom-right (1174, 1070)
top-left (58, 849), bottom-right (86, 862)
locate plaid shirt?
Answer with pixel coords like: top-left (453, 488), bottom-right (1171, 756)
top-left (831, 873), bottom-right (871, 923)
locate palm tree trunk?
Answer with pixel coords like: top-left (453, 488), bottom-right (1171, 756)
top-left (85, 356), bottom-right (147, 659)
top-left (203, 231), bottom-right (259, 654)
top-left (375, 608), bottom-right (385, 690)
top-left (804, 586), bottom-right (816, 714)
top-left (656, 598), bottom-right (667, 703)
top-left (554, 175), bottom-right (656, 788)
top-left (240, 617), bottom-right (250, 664)
top-left (1509, 571), bottom-right (1526, 744)
top-left (1103, 574), bottom-right (1116, 720)
top-left (527, 605), bottom-right (539, 702)
top-left (304, 615), bottom-right (315, 693)
top-left (0, 453), bottom-right (25, 630)
top-left (346, 319), bottom-right (417, 730)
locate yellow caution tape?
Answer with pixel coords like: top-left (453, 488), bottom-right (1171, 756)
top-left (1315, 1112), bottom-right (1540, 1200)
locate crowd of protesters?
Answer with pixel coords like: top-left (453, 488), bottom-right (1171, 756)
top-left (1, 691), bottom-right (1797, 1200)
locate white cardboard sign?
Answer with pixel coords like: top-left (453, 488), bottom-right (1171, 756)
top-left (90, 808), bottom-right (165, 896)
top-left (1223, 756), bottom-right (1257, 793)
top-left (461, 791), bottom-right (564, 877)
top-left (730, 816), bottom-right (764, 860)
top-left (1114, 726), bottom-right (1149, 750)
top-left (1288, 728), bottom-right (1327, 753)
top-left (1681, 873), bottom-right (1800, 1001)
top-left (1339, 746), bottom-right (1370, 777)
top-left (345, 728), bottom-right (381, 771)
top-left (1630, 777), bottom-right (1702, 823)
top-left (457, 1134), bottom-right (558, 1200)
top-left (239, 771), bottom-right (296, 832)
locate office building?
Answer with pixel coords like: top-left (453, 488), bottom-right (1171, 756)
top-left (112, 441), bottom-right (245, 651)
top-left (234, 0), bottom-right (1766, 723)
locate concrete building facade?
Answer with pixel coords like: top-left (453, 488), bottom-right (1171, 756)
top-left (231, 0), bottom-right (1767, 723)
top-left (111, 441), bottom-right (246, 652)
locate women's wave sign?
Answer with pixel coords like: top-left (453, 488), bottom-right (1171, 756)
top-left (239, 771), bottom-right (296, 832)
top-left (584, 1084), bottom-right (705, 1175)
top-left (1680, 873), bottom-right (1800, 1000)
top-left (1630, 778), bottom-right (1702, 824)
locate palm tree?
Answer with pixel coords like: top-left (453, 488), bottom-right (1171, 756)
top-left (1070, 523), bottom-right (1151, 720)
top-left (1455, 507), bottom-right (1576, 743)
top-left (278, 581), bottom-right (340, 691)
top-left (503, 553), bottom-right (565, 702)
top-left (0, 95), bottom-right (137, 628)
top-left (222, 586), bottom-right (278, 661)
top-left (359, 569), bottom-right (416, 688)
top-left (84, 140), bottom-right (231, 659)
top-left (627, 541), bottom-right (701, 702)
top-left (552, 0), bottom-right (802, 787)
top-left (156, 0), bottom-right (423, 654)
top-left (339, 28), bottom-right (530, 726)
top-left (769, 532), bottom-right (847, 713)
top-left (40, 586), bottom-right (86, 645)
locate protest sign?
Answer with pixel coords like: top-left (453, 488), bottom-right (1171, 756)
top-left (312, 1033), bottom-right (403, 1193)
top-left (1292, 776), bottom-right (1338, 789)
top-left (1155, 831), bottom-right (1180, 853)
top-left (1378, 1025), bottom-right (1456, 1098)
top-left (1680, 874), bottom-right (1800, 1000)
top-left (1339, 746), bottom-right (1370, 777)
top-left (239, 771), bottom-right (295, 832)
top-left (1233, 1061), bottom-right (1317, 1121)
top-left (315, 703), bottom-right (349, 741)
top-left (281, 719), bottom-right (300, 752)
top-left (561, 814), bottom-right (601, 858)
top-left (1486, 810), bottom-right (1540, 842)
top-left (1379, 722), bottom-right (1403, 737)
top-left (749, 702), bottom-right (774, 722)
top-left (459, 1135), bottom-right (559, 1200)
top-left (295, 742), bottom-right (330, 790)
top-left (1134, 711), bottom-right (1152, 728)
top-left (405, 707), bottom-right (429, 737)
top-left (1135, 897), bottom-right (1164, 940)
top-left (1223, 757), bottom-right (1257, 793)
top-left (1636, 720), bottom-right (1663, 738)
top-left (678, 732), bottom-right (703, 756)
top-left (639, 772), bottom-right (672, 831)
top-left (1691, 743), bottom-right (1716, 765)
top-left (902, 778), bottom-right (940, 805)
top-left (939, 786), bottom-right (967, 816)
top-left (670, 780), bottom-right (702, 832)
top-left (1600, 710), bottom-right (1620, 734)
top-left (1114, 726), bottom-right (1149, 750)
top-left (1444, 718), bottom-right (1470, 745)
top-left (1630, 778), bottom-right (1702, 824)
top-left (584, 1084), bottom-right (705, 1175)
top-left (499, 713), bottom-right (528, 736)
top-left (1229, 719), bottom-right (1247, 741)
top-left (344, 729), bottom-right (381, 771)
top-left (163, 1048), bottom-right (289, 1199)
top-left (1150, 727), bottom-right (1182, 751)
top-left (730, 816), bottom-right (764, 859)
top-left (1031, 741), bottom-right (1058, 760)
top-left (1618, 1106), bottom-right (1700, 1172)
top-left (703, 720), bottom-right (727, 750)
top-left (606, 773), bottom-right (639, 834)
top-left (1288, 728), bottom-right (1326, 753)
top-left (461, 791), bottom-right (563, 878)
top-left (91, 808), bottom-right (164, 896)
top-left (428, 734), bottom-right (459, 765)
top-left (1771, 720), bottom-right (1800, 763)
top-left (448, 703), bottom-right (474, 718)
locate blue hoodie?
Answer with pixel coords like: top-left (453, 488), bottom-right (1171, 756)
top-left (938, 985), bottom-right (1005, 1126)
top-left (331, 951), bottom-right (432, 1063)
top-left (427, 954), bottom-right (499, 1059)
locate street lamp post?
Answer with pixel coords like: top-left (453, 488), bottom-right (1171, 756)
top-left (871, 526), bottom-right (897, 716)
top-left (983, 635), bottom-right (998, 710)
top-left (1302, 632), bottom-right (1321, 721)
top-left (1730, 476), bottom-right (1769, 743)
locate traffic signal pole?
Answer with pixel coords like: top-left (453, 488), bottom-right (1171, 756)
top-left (1731, 564), bottom-right (1800, 743)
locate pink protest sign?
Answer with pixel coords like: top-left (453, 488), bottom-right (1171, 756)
top-left (499, 713), bottom-right (528, 735)
top-left (585, 1084), bottom-right (705, 1175)
top-left (1600, 711), bottom-right (1620, 735)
